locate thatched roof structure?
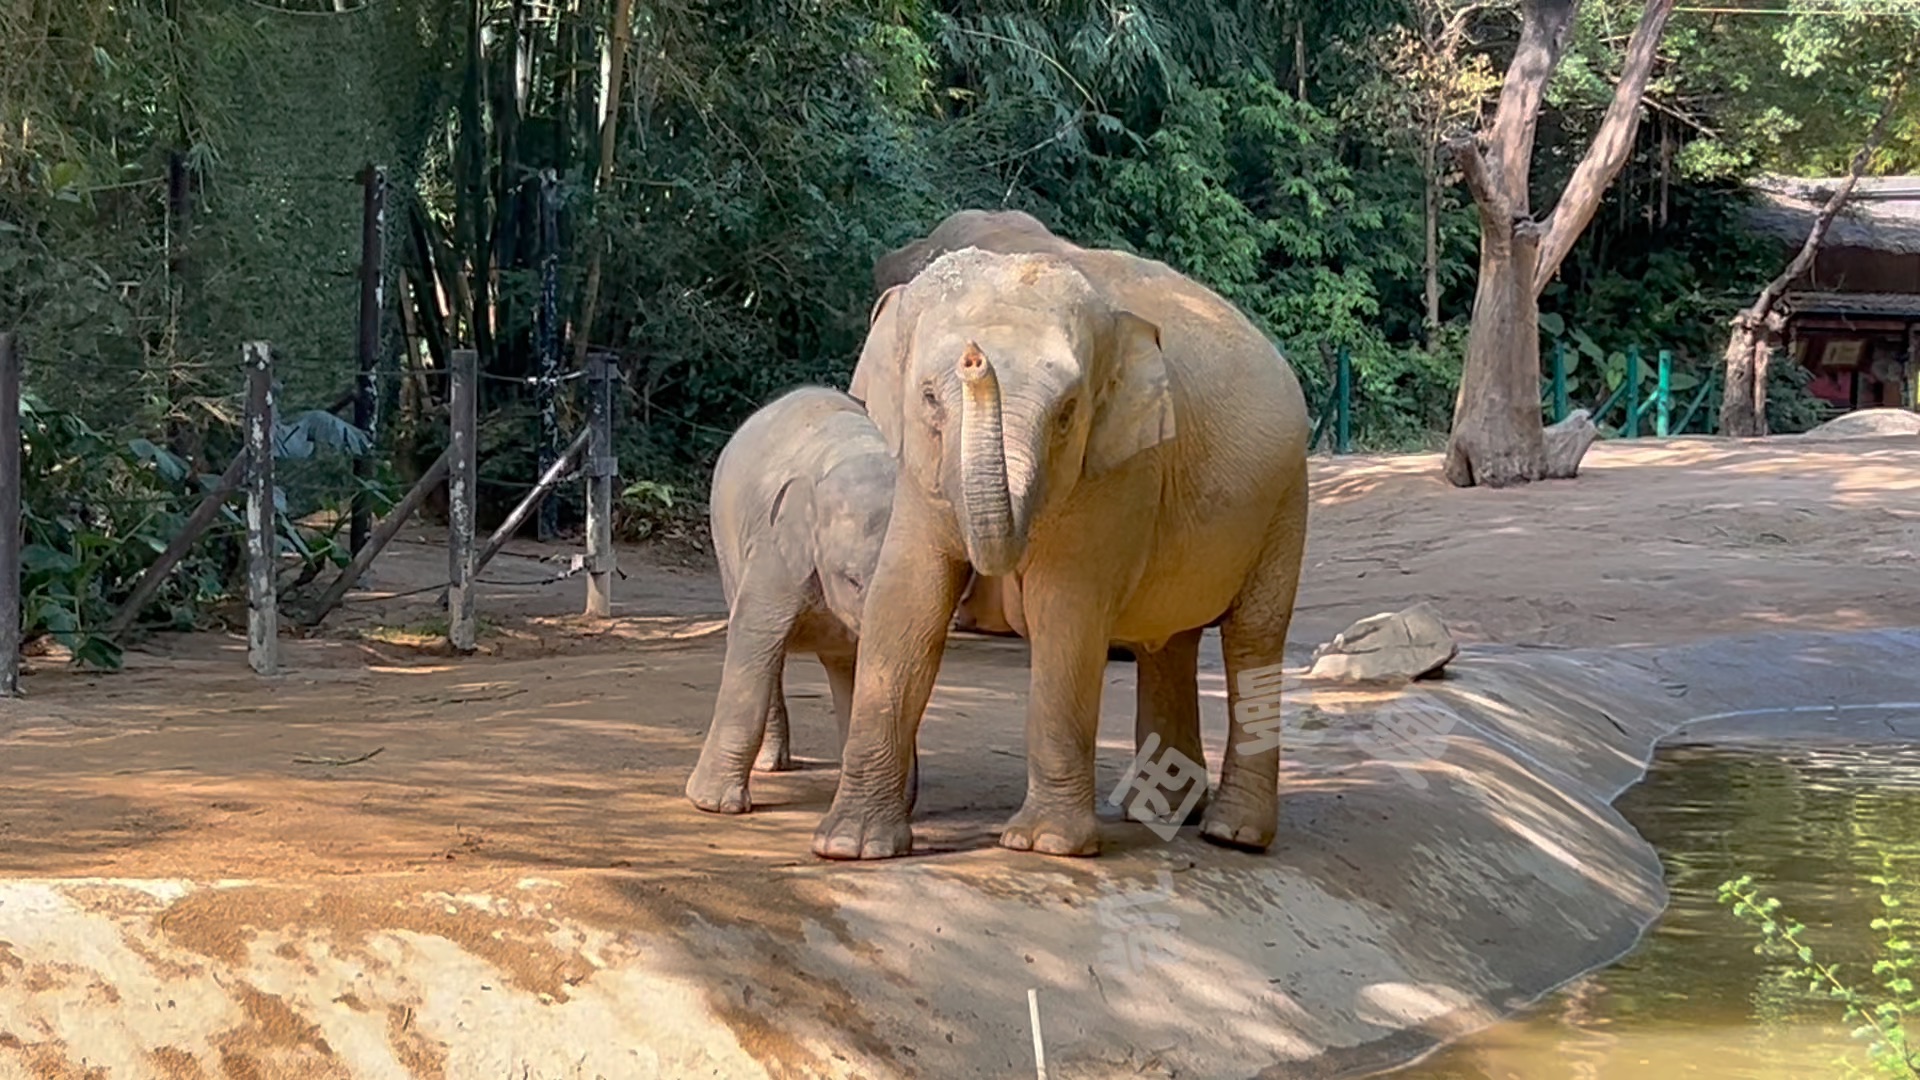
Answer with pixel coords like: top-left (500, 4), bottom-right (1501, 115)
top-left (1745, 175), bottom-right (1920, 256)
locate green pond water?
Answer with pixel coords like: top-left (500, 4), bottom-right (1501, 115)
top-left (1391, 742), bottom-right (1920, 1079)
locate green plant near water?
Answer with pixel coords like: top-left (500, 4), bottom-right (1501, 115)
top-left (1720, 858), bottom-right (1920, 1078)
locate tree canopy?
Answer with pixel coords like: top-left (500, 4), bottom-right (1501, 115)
top-left (1, 0), bottom-right (1913, 649)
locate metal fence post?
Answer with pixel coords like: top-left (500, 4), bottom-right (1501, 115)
top-left (1656, 349), bottom-right (1672, 438)
top-left (243, 342), bottom-right (278, 676)
top-left (1335, 344), bottom-right (1352, 455)
top-left (0, 333), bottom-right (20, 697)
top-left (448, 349), bottom-right (479, 652)
top-left (1624, 345), bottom-right (1642, 438)
top-left (351, 165), bottom-right (387, 556)
top-left (536, 169), bottom-right (562, 542)
top-left (585, 352), bottom-right (616, 618)
top-left (1551, 341), bottom-right (1570, 424)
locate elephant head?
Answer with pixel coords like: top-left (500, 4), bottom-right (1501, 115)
top-left (870, 208), bottom-right (1069, 294)
top-left (852, 248), bottom-right (1175, 576)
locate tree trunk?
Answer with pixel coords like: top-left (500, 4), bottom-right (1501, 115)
top-left (1294, 18), bottom-right (1307, 101)
top-left (1447, 219), bottom-right (1547, 486)
top-left (1443, 0), bottom-right (1674, 488)
top-left (1718, 61), bottom-right (1910, 437)
top-left (1720, 318), bottom-right (1760, 437)
top-left (570, 0), bottom-right (638, 367)
top-left (1424, 140), bottom-right (1441, 342)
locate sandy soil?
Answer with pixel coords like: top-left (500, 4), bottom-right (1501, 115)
top-left (3, 432), bottom-right (1918, 1077)
top-left (11, 429), bottom-right (1920, 881)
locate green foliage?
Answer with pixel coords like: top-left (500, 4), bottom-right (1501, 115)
top-left (5, 0), bottom-right (1914, 658)
top-left (18, 396), bottom-right (206, 669)
top-left (1721, 863), bottom-right (1920, 1078)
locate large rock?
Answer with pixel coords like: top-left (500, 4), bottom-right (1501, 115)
top-left (1543, 407), bottom-right (1598, 479)
top-left (1805, 408), bottom-right (1920, 439)
top-left (1309, 601), bottom-right (1459, 683)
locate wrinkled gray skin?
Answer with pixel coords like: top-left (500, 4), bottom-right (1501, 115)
top-left (821, 217), bottom-right (1310, 861)
top-left (685, 386), bottom-right (919, 815)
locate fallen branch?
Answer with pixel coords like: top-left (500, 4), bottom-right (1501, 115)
top-left (293, 747), bottom-right (385, 767)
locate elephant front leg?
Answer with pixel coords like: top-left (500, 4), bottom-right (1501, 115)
top-left (821, 652), bottom-right (919, 814)
top-left (1000, 599), bottom-right (1114, 857)
top-left (1132, 627), bottom-right (1208, 828)
top-left (812, 505), bottom-right (968, 860)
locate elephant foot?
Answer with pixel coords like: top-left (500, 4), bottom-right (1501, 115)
top-left (812, 800), bottom-right (913, 860)
top-left (685, 763), bottom-right (752, 815)
top-left (754, 741), bottom-right (795, 772)
top-left (1198, 787), bottom-right (1275, 852)
top-left (1000, 801), bottom-right (1100, 857)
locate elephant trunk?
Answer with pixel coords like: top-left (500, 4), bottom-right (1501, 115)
top-left (957, 344), bottom-right (1024, 577)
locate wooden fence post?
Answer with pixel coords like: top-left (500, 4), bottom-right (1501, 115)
top-left (1, 333), bottom-right (21, 697)
top-left (351, 165), bottom-right (388, 555)
top-left (243, 342), bottom-right (278, 676)
top-left (584, 352), bottom-right (616, 617)
top-left (447, 349), bottom-right (478, 652)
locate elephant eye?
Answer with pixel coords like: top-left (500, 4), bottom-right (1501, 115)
top-left (922, 386), bottom-right (939, 408)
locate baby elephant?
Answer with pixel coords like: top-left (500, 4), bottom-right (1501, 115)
top-left (686, 386), bottom-right (918, 814)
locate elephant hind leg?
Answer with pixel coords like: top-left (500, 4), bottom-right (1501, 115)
top-left (1206, 487), bottom-right (1307, 852)
top-left (687, 561), bottom-right (803, 814)
top-left (1132, 627), bottom-right (1207, 827)
top-left (753, 665), bottom-right (795, 772)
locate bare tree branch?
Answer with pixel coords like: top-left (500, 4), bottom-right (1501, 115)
top-left (1448, 136), bottom-right (1506, 217)
top-left (1531, 0), bottom-right (1677, 297)
top-left (1484, 0), bottom-right (1577, 214)
top-left (1743, 63), bottom-right (1911, 327)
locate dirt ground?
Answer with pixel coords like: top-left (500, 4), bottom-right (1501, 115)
top-left (4, 432), bottom-right (1919, 1077)
top-left (9, 430), bottom-right (1920, 880)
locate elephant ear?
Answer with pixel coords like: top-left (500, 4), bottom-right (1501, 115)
top-left (766, 474), bottom-right (819, 566)
top-left (848, 285), bottom-right (910, 458)
top-left (1086, 310), bottom-right (1176, 478)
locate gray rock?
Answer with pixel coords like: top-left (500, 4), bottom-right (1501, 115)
top-left (1309, 601), bottom-right (1459, 683)
top-left (1804, 408), bottom-right (1920, 439)
top-left (1543, 408), bottom-right (1598, 479)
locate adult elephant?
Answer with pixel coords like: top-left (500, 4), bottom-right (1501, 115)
top-left (821, 216), bottom-right (1309, 860)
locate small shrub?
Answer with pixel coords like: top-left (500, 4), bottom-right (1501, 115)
top-left (1721, 860), bottom-right (1920, 1078)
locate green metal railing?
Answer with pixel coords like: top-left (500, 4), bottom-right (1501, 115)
top-left (1543, 342), bottom-right (1719, 438)
top-left (1303, 334), bottom-right (1718, 458)
top-left (1308, 344), bottom-right (1352, 455)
